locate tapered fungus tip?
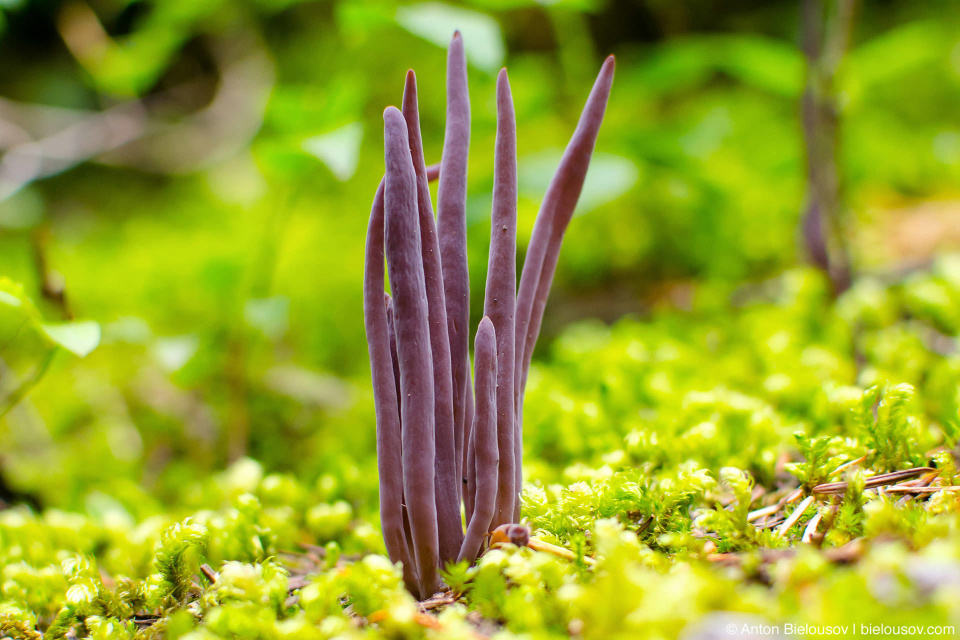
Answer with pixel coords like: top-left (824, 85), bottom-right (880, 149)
top-left (401, 71), bottom-right (418, 117)
top-left (496, 68), bottom-right (511, 97)
top-left (449, 31), bottom-right (465, 57)
top-left (599, 55), bottom-right (615, 79)
top-left (383, 106), bottom-right (407, 135)
top-left (476, 316), bottom-right (496, 346)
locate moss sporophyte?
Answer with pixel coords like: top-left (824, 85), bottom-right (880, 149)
top-left (363, 31), bottom-right (614, 599)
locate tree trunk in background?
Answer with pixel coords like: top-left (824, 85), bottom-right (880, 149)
top-left (800, 0), bottom-right (857, 294)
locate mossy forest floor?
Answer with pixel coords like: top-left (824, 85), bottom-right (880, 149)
top-left (5, 266), bottom-right (960, 639)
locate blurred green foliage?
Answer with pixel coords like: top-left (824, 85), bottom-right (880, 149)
top-left (0, 0), bottom-right (958, 507)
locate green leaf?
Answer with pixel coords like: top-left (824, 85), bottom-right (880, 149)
top-left (847, 21), bottom-right (945, 95)
top-left (244, 297), bottom-right (289, 340)
top-left (520, 151), bottom-right (639, 214)
top-left (152, 335), bottom-right (199, 372)
top-left (396, 2), bottom-right (504, 72)
top-left (630, 40), bottom-right (715, 97)
top-left (716, 36), bottom-right (804, 97)
top-left (301, 123), bottom-right (364, 181)
top-left (630, 36), bottom-right (803, 98)
top-left (0, 278), bottom-right (40, 318)
top-left (0, 289), bottom-right (23, 309)
top-left (41, 321), bottom-right (101, 357)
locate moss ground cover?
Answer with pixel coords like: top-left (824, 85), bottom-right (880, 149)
top-left (4, 264), bottom-right (960, 638)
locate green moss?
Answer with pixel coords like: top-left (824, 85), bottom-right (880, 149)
top-left (4, 267), bottom-right (960, 637)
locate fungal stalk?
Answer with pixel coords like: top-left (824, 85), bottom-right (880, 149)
top-left (363, 32), bottom-right (614, 599)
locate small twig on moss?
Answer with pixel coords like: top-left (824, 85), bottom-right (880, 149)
top-left (418, 591), bottom-right (457, 611)
top-left (777, 495), bottom-right (815, 537)
top-left (894, 471), bottom-right (940, 506)
top-left (635, 516), bottom-right (654, 535)
top-left (814, 498), bottom-right (842, 549)
top-left (708, 537), bottom-right (865, 566)
top-left (199, 564), bottom-right (218, 584)
top-left (886, 485), bottom-right (960, 494)
top-left (802, 512), bottom-right (823, 543)
top-left (747, 486), bottom-right (802, 524)
top-left (812, 467), bottom-right (934, 495)
top-left (829, 454), bottom-right (868, 477)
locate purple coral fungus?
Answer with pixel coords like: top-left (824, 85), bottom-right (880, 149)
top-left (364, 32), bottom-right (614, 599)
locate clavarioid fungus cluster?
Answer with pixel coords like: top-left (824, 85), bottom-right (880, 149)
top-left (364, 32), bottom-right (613, 599)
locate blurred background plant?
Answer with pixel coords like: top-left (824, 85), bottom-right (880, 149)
top-left (1, 0), bottom-right (960, 519)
